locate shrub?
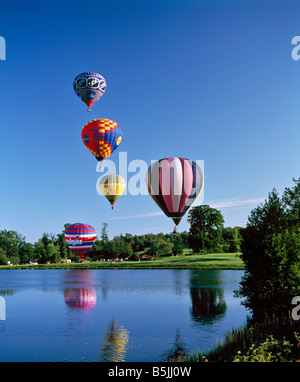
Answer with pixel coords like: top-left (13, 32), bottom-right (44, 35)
top-left (232, 333), bottom-right (300, 362)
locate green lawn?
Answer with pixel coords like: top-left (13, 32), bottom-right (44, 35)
top-left (0, 252), bottom-right (244, 270)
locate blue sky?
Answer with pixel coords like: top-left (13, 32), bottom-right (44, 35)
top-left (0, 0), bottom-right (299, 243)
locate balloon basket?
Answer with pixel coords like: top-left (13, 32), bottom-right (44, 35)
top-left (87, 107), bottom-right (91, 112)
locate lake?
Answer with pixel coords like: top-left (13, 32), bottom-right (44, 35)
top-left (0, 269), bottom-right (249, 362)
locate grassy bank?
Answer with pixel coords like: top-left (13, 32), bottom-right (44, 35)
top-left (184, 314), bottom-right (300, 362)
top-left (0, 252), bottom-right (244, 270)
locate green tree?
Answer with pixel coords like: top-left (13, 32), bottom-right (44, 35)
top-left (222, 227), bottom-right (242, 253)
top-left (147, 239), bottom-right (160, 257)
top-left (40, 233), bottom-right (53, 247)
top-left (87, 239), bottom-right (103, 261)
top-left (111, 236), bottom-right (123, 259)
top-left (110, 236), bottom-right (134, 259)
top-left (34, 241), bottom-right (46, 263)
top-left (36, 233), bottom-right (58, 263)
top-left (56, 232), bottom-right (68, 259)
top-left (0, 230), bottom-right (24, 260)
top-left (100, 223), bottom-right (112, 259)
top-left (101, 223), bottom-right (109, 243)
top-left (187, 205), bottom-right (225, 253)
top-left (46, 242), bottom-right (61, 263)
top-left (159, 240), bottom-right (173, 256)
top-left (121, 233), bottom-right (134, 246)
top-left (132, 235), bottom-right (145, 252)
top-left (19, 243), bottom-right (35, 264)
top-left (148, 238), bottom-right (173, 257)
top-left (0, 248), bottom-right (8, 265)
top-left (171, 229), bottom-right (184, 256)
top-left (235, 178), bottom-right (300, 322)
top-left (61, 223), bottom-right (74, 259)
top-left (181, 230), bottom-right (190, 244)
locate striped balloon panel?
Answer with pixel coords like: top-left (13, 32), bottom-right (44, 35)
top-left (146, 157), bottom-right (203, 224)
top-left (64, 223), bottom-right (97, 258)
top-left (81, 119), bottom-right (123, 161)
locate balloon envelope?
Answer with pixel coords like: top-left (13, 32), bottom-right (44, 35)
top-left (81, 118), bottom-right (123, 163)
top-left (99, 174), bottom-right (126, 209)
top-left (73, 72), bottom-right (106, 111)
top-left (145, 157), bottom-right (204, 225)
top-left (64, 223), bottom-right (97, 259)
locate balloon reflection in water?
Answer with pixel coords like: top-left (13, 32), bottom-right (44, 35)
top-left (98, 318), bottom-right (129, 362)
top-left (64, 288), bottom-right (97, 311)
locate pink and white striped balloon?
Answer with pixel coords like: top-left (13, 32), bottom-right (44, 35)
top-left (145, 157), bottom-right (204, 225)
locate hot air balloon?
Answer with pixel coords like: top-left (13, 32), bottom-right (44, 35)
top-left (64, 223), bottom-right (97, 260)
top-left (145, 157), bottom-right (204, 226)
top-left (73, 72), bottom-right (106, 111)
top-left (99, 174), bottom-right (126, 209)
top-left (81, 118), bottom-right (123, 168)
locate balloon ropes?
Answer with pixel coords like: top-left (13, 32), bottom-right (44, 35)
top-left (99, 174), bottom-right (126, 209)
top-left (145, 157), bottom-right (204, 227)
top-left (81, 118), bottom-right (123, 168)
top-left (64, 223), bottom-right (97, 260)
top-left (73, 72), bottom-right (106, 112)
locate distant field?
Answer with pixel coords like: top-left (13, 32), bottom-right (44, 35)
top-left (0, 252), bottom-right (245, 270)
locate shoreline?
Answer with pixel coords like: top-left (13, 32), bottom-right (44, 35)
top-left (0, 253), bottom-right (245, 270)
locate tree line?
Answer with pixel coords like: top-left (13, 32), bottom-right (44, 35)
top-left (0, 210), bottom-right (243, 265)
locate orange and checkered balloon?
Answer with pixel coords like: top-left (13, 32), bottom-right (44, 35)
top-left (81, 118), bottom-right (123, 165)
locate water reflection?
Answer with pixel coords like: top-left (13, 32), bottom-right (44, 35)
top-left (171, 270), bottom-right (185, 296)
top-left (64, 288), bottom-right (97, 311)
top-left (98, 317), bottom-right (129, 362)
top-left (190, 288), bottom-right (226, 323)
top-left (0, 290), bottom-right (15, 297)
top-left (189, 270), bottom-right (227, 324)
top-left (0, 269), bottom-right (246, 362)
top-left (63, 269), bottom-right (95, 286)
top-left (161, 328), bottom-right (189, 361)
top-left (63, 270), bottom-right (97, 311)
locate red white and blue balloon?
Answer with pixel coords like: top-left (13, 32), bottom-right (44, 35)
top-left (64, 223), bottom-right (97, 259)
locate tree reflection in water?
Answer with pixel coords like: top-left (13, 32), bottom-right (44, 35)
top-left (98, 317), bottom-right (129, 362)
top-left (189, 270), bottom-right (227, 324)
top-left (160, 328), bottom-right (190, 361)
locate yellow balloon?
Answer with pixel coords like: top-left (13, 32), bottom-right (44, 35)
top-left (99, 174), bottom-right (126, 209)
